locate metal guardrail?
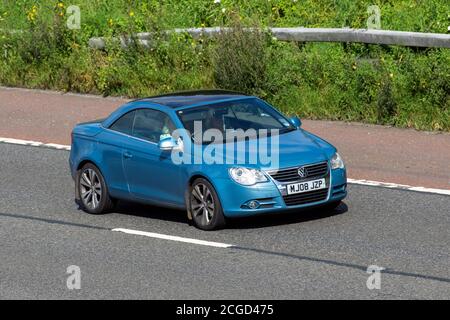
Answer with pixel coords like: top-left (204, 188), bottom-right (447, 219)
top-left (88, 27), bottom-right (450, 49)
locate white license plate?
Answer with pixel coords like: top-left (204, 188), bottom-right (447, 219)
top-left (287, 179), bottom-right (326, 195)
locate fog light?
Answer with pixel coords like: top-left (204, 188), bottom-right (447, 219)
top-left (247, 200), bottom-right (260, 209)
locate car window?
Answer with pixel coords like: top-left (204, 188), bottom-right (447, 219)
top-left (132, 109), bottom-right (176, 143)
top-left (177, 98), bottom-right (294, 144)
top-left (109, 111), bottom-right (135, 135)
top-left (229, 102), bottom-right (282, 129)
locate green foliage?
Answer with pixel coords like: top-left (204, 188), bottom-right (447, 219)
top-left (264, 42), bottom-right (449, 130)
top-left (0, 0), bottom-right (449, 131)
top-left (213, 22), bottom-right (269, 96)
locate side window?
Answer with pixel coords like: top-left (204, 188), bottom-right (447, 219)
top-left (231, 103), bottom-right (281, 129)
top-left (109, 111), bottom-right (135, 135)
top-left (132, 109), bottom-right (176, 143)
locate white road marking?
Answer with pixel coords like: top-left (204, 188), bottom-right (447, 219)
top-left (0, 137), bottom-right (71, 150)
top-left (0, 136), bottom-right (449, 196)
top-left (347, 178), bottom-right (450, 196)
top-left (112, 228), bottom-right (235, 248)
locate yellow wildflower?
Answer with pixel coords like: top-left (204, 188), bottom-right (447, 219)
top-left (27, 5), bottom-right (38, 22)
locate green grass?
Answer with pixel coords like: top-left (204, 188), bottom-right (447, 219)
top-left (0, 0), bottom-right (449, 131)
top-left (2, 0), bottom-right (448, 33)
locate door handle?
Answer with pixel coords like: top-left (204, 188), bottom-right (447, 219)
top-left (123, 151), bottom-right (133, 159)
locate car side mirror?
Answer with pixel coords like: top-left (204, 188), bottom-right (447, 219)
top-left (289, 116), bottom-right (302, 129)
top-left (158, 137), bottom-right (178, 151)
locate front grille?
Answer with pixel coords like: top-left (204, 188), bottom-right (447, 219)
top-left (283, 188), bottom-right (329, 206)
top-left (268, 161), bottom-right (328, 183)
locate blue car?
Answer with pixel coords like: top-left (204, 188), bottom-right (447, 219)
top-left (69, 90), bottom-right (347, 230)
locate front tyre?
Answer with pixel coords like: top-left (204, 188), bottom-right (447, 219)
top-left (190, 178), bottom-right (226, 231)
top-left (322, 200), bottom-right (342, 212)
top-left (77, 163), bottom-right (114, 214)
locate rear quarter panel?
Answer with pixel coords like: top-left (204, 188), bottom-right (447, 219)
top-left (69, 122), bottom-right (106, 179)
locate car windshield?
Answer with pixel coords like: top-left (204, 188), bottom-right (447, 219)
top-left (177, 98), bottom-right (295, 144)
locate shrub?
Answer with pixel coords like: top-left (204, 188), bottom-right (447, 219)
top-left (212, 21), bottom-right (269, 96)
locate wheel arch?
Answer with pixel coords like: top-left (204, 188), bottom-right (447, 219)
top-left (77, 159), bottom-right (97, 171)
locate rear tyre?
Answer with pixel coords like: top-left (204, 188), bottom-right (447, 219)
top-left (189, 178), bottom-right (226, 231)
top-left (77, 163), bottom-right (114, 214)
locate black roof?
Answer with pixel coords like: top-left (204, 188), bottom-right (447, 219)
top-left (133, 90), bottom-right (249, 108)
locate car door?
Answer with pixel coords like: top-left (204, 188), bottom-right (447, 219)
top-left (97, 110), bottom-right (136, 199)
top-left (122, 108), bottom-right (183, 207)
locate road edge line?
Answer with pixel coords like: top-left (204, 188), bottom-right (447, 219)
top-left (347, 178), bottom-right (450, 196)
top-left (0, 137), bottom-right (70, 150)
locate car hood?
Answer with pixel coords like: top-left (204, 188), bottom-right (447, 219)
top-left (194, 129), bottom-right (336, 170)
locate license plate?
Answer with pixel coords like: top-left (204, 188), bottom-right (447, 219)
top-left (287, 179), bottom-right (326, 195)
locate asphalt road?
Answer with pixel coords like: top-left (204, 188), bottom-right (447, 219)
top-left (0, 143), bottom-right (449, 299)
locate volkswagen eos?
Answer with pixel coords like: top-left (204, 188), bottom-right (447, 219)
top-left (69, 90), bottom-right (347, 230)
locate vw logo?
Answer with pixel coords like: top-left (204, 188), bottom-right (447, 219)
top-left (297, 167), bottom-right (307, 178)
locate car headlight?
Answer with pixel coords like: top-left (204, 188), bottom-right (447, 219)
top-left (330, 152), bottom-right (345, 170)
top-left (229, 167), bottom-right (268, 186)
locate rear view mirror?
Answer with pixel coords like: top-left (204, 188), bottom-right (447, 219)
top-left (289, 116), bottom-right (302, 129)
top-left (158, 137), bottom-right (178, 151)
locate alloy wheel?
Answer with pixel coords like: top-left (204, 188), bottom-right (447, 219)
top-left (190, 183), bottom-right (215, 226)
top-left (80, 168), bottom-right (102, 210)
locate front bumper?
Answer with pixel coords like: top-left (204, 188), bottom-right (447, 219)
top-left (215, 168), bottom-right (347, 218)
